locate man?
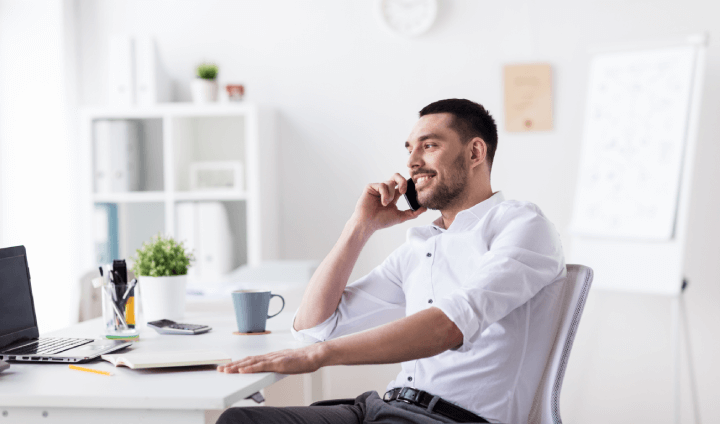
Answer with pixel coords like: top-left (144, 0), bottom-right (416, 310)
top-left (217, 99), bottom-right (566, 424)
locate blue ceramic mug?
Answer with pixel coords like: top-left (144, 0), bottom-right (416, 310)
top-left (231, 290), bottom-right (285, 333)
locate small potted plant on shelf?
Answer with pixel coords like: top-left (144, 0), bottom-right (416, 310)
top-left (191, 63), bottom-right (219, 103)
top-left (132, 234), bottom-right (194, 322)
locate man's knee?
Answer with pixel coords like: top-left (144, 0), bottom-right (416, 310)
top-left (216, 407), bottom-right (253, 424)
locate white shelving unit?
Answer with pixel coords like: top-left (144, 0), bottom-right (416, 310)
top-left (79, 103), bottom-right (278, 274)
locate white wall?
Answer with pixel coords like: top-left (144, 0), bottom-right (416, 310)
top-left (73, 1), bottom-right (720, 423)
top-left (0, 0), bottom-right (80, 333)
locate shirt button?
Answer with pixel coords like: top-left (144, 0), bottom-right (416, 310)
top-left (407, 376), bottom-right (413, 381)
top-left (428, 299), bottom-right (433, 304)
top-left (426, 253), bottom-right (432, 257)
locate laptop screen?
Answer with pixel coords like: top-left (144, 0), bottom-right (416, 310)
top-left (0, 252), bottom-right (37, 338)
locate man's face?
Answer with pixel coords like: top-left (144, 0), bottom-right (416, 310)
top-left (405, 113), bottom-right (470, 210)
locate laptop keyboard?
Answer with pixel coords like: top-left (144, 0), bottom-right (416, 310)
top-left (2, 337), bottom-right (94, 355)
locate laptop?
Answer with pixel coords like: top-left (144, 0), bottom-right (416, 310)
top-left (0, 246), bottom-right (131, 363)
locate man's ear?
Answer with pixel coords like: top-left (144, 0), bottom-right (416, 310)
top-left (469, 137), bottom-right (487, 168)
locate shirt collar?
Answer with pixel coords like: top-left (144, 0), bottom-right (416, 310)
top-left (431, 191), bottom-right (505, 232)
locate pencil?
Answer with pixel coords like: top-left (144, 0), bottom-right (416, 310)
top-left (68, 364), bottom-right (114, 376)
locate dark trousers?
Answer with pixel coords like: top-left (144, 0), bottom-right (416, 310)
top-left (216, 390), bottom-right (466, 424)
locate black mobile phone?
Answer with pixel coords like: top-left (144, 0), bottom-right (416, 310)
top-left (404, 178), bottom-right (421, 211)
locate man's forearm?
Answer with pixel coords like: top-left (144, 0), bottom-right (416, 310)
top-left (217, 306), bottom-right (462, 376)
top-left (293, 218), bottom-right (374, 331)
top-left (319, 307), bottom-right (463, 367)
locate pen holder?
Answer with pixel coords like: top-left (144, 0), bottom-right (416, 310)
top-left (101, 282), bottom-right (139, 337)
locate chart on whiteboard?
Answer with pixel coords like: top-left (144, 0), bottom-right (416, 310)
top-left (571, 46), bottom-right (696, 241)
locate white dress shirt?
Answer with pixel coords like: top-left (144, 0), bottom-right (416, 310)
top-left (292, 192), bottom-right (566, 424)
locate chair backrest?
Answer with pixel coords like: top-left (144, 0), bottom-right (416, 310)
top-left (528, 264), bottom-right (594, 424)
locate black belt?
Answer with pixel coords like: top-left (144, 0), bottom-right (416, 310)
top-left (384, 387), bottom-right (488, 423)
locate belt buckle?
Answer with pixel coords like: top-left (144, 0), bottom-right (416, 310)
top-left (398, 387), bottom-right (419, 405)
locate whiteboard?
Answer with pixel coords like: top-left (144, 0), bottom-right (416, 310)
top-left (569, 36), bottom-right (706, 295)
top-left (571, 47), bottom-right (696, 240)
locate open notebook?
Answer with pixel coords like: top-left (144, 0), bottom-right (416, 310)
top-left (101, 350), bottom-right (231, 369)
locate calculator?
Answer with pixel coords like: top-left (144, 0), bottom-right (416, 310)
top-left (147, 319), bottom-right (212, 335)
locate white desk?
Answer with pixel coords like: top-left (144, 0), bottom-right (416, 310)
top-left (0, 298), bottom-right (309, 424)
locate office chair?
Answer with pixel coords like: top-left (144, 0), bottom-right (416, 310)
top-left (528, 264), bottom-right (594, 424)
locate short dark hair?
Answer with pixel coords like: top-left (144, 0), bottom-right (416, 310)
top-left (419, 99), bottom-right (498, 171)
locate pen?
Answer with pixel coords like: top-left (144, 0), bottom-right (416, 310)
top-left (69, 364), bottom-right (114, 376)
top-left (122, 278), bottom-right (137, 300)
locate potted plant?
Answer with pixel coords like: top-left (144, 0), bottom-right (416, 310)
top-left (190, 63), bottom-right (219, 103)
top-left (132, 234), bottom-right (194, 322)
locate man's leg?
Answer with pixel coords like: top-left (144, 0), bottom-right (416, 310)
top-left (216, 402), bottom-right (363, 424)
top-left (217, 391), bottom-right (464, 424)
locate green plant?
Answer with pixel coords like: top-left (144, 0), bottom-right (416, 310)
top-left (196, 63), bottom-right (218, 80)
top-left (131, 234), bottom-right (194, 277)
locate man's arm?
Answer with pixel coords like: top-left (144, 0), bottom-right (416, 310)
top-left (293, 173), bottom-right (426, 331)
top-left (218, 307), bottom-right (462, 374)
top-left (292, 218), bottom-right (373, 331)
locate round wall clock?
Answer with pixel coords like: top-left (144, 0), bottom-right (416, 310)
top-left (376, 0), bottom-right (438, 37)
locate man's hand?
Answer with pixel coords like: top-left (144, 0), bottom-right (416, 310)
top-left (217, 344), bottom-right (327, 375)
top-left (352, 173), bottom-right (426, 232)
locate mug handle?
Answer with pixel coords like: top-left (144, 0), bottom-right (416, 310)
top-left (267, 294), bottom-right (285, 319)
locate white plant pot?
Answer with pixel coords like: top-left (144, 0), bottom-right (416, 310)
top-left (139, 275), bottom-right (187, 322)
top-left (190, 79), bottom-right (218, 103)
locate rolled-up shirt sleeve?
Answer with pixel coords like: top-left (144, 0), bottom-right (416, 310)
top-left (291, 248), bottom-right (407, 343)
top-left (433, 203), bottom-right (566, 353)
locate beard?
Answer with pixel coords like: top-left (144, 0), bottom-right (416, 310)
top-left (417, 151), bottom-right (469, 210)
